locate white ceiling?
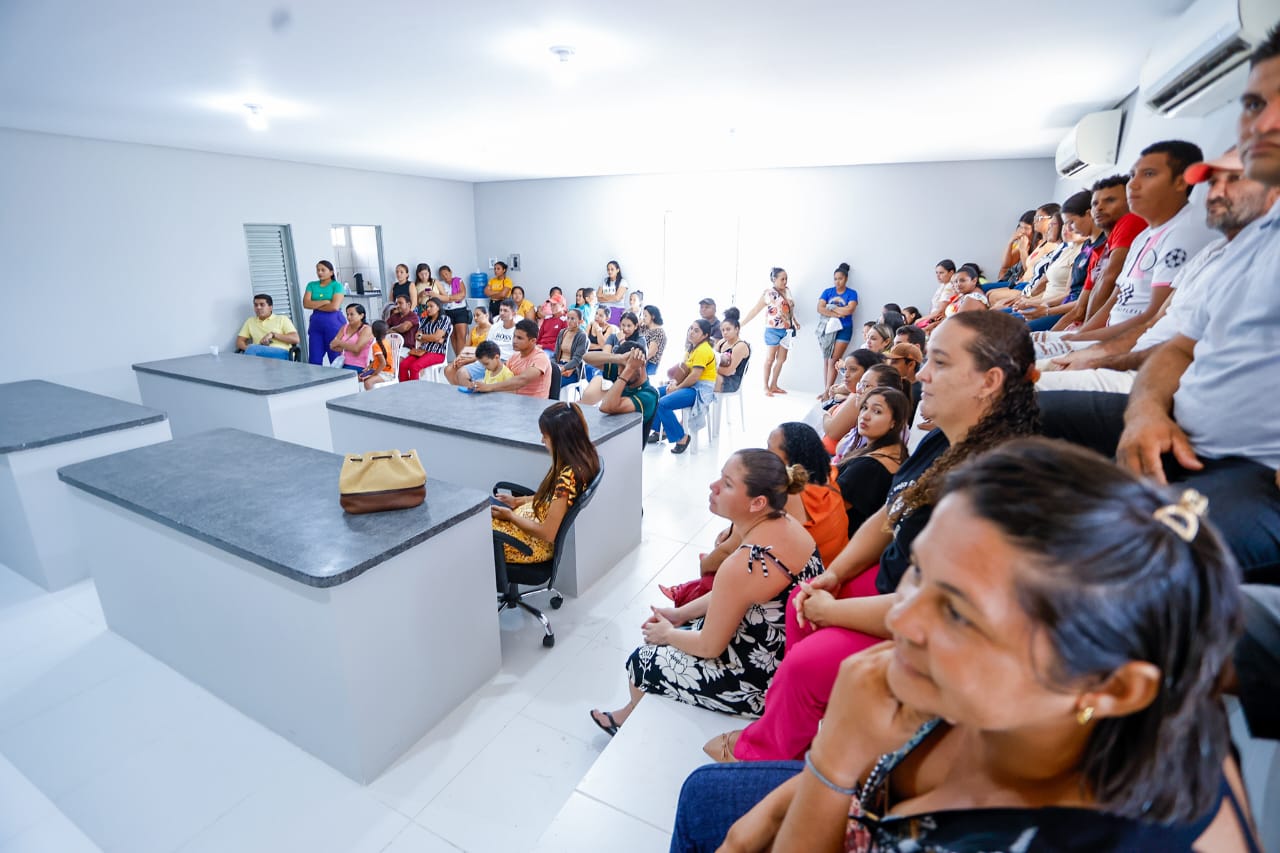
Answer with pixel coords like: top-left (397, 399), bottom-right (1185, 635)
top-left (0, 0), bottom-right (1195, 182)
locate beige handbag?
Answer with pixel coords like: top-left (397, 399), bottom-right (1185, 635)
top-left (339, 449), bottom-right (426, 514)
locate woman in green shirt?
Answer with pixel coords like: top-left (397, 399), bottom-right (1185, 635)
top-left (304, 260), bottom-right (346, 365)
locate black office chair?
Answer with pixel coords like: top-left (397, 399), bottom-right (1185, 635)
top-left (492, 464), bottom-right (604, 647)
top-left (547, 362), bottom-right (562, 399)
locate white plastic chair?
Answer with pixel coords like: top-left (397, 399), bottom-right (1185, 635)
top-left (712, 388), bottom-right (745, 438)
top-left (369, 333), bottom-right (403, 390)
top-left (678, 399), bottom-right (716, 452)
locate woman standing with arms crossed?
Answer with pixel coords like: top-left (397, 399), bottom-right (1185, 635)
top-left (433, 264), bottom-right (469, 358)
top-left (816, 262), bottom-right (858, 392)
top-left (742, 267), bottom-right (798, 396)
top-left (485, 260), bottom-right (513, 318)
top-left (304, 260), bottom-right (346, 364)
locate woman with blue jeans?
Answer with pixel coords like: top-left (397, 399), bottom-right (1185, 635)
top-left (649, 319), bottom-right (716, 455)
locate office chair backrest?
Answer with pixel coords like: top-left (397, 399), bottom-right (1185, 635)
top-left (546, 463), bottom-right (604, 582)
top-left (547, 362), bottom-right (562, 399)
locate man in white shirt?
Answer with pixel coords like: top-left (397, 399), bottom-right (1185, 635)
top-left (1034, 139), bottom-right (1215, 360)
top-left (1038, 149), bottom-right (1277, 393)
top-left (447, 298), bottom-right (519, 384)
top-left (1114, 38), bottom-right (1280, 583)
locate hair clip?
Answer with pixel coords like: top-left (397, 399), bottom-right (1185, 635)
top-left (1152, 489), bottom-right (1208, 543)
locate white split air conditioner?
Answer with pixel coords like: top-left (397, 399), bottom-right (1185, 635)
top-left (1140, 0), bottom-right (1280, 117)
top-left (1055, 109), bottom-right (1123, 178)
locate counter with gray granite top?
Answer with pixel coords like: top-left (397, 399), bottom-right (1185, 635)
top-left (132, 353), bottom-right (353, 394)
top-left (57, 426), bottom-right (501, 782)
top-left (0, 379), bottom-right (166, 453)
top-left (132, 353), bottom-right (356, 450)
top-left (327, 380), bottom-right (644, 596)
top-left (325, 379), bottom-right (641, 450)
top-left (57, 427), bottom-right (488, 588)
top-left (0, 380), bottom-right (172, 590)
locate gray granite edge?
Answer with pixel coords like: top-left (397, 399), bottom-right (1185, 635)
top-left (325, 398), bottom-right (643, 448)
top-left (56, 471), bottom-right (490, 588)
top-left (132, 362), bottom-right (353, 395)
top-left (0, 411), bottom-right (167, 454)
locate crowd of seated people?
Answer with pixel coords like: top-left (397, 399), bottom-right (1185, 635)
top-left (583, 31), bottom-right (1280, 851)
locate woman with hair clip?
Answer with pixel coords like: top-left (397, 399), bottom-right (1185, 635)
top-left (714, 308), bottom-right (751, 393)
top-left (674, 438), bottom-right (1258, 853)
top-left (649, 318), bottom-right (717, 455)
top-left (834, 386), bottom-right (910, 536)
top-left (816, 262), bottom-right (859, 392)
top-left (821, 362), bottom-right (910, 455)
top-left (704, 310), bottom-right (1042, 763)
top-left (741, 267), bottom-right (798, 396)
top-left (590, 448), bottom-right (824, 735)
top-left (491, 402), bottom-right (600, 565)
top-left (304, 259), bottom-right (346, 364)
top-left (661, 422), bottom-right (848, 609)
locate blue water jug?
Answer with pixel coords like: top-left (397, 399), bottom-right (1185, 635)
top-left (468, 272), bottom-right (488, 298)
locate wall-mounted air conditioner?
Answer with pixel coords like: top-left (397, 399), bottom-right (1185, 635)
top-left (1139, 0), bottom-right (1279, 117)
top-left (1055, 109), bottom-right (1124, 178)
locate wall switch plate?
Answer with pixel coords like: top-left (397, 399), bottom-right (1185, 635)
top-left (487, 256), bottom-right (499, 268)
top-left (508, 253), bottom-right (521, 271)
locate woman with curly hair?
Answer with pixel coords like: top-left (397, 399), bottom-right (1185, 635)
top-left (704, 310), bottom-right (1042, 762)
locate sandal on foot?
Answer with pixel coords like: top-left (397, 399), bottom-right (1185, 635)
top-left (671, 437), bottom-right (692, 455)
top-left (590, 709), bottom-right (620, 736)
top-left (702, 730), bottom-right (743, 763)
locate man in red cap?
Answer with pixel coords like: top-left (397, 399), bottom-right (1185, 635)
top-left (1039, 147), bottom-right (1279, 392)
top-left (1116, 24), bottom-right (1280, 585)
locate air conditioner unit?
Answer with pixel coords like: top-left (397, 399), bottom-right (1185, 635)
top-left (1139, 0), bottom-right (1279, 117)
top-left (1055, 109), bottom-right (1123, 178)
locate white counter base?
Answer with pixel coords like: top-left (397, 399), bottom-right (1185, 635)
top-left (67, 488), bottom-right (501, 784)
top-left (136, 371), bottom-right (352, 451)
top-left (0, 421), bottom-right (172, 590)
top-left (328, 412), bottom-right (642, 596)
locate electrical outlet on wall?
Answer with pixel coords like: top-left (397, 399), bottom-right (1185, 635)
top-left (508, 254), bottom-right (520, 272)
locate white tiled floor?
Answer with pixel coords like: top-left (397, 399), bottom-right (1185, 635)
top-left (0, 384), bottom-right (816, 853)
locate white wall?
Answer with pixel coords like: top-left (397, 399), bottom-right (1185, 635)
top-left (0, 128), bottom-right (476, 401)
top-left (474, 158), bottom-right (1057, 393)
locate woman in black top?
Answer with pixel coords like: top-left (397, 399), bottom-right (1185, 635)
top-left (390, 263), bottom-right (414, 306)
top-left (833, 387), bottom-right (910, 536)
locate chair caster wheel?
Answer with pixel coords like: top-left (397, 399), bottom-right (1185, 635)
top-left (550, 596), bottom-right (563, 609)
top-left (543, 634), bottom-right (556, 648)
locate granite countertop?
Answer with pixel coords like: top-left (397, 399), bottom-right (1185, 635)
top-left (326, 380), bottom-right (642, 449)
top-left (57, 428), bottom-right (489, 588)
top-left (0, 380), bottom-right (167, 453)
top-left (133, 354), bottom-right (356, 395)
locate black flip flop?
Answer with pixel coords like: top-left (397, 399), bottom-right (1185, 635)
top-left (590, 709), bottom-right (620, 736)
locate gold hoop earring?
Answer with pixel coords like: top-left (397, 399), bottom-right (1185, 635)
top-left (1076, 706), bottom-right (1095, 726)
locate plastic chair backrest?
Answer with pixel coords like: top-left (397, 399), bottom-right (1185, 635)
top-left (386, 332), bottom-right (404, 376)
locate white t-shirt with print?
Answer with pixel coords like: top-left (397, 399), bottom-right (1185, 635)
top-left (1108, 203), bottom-right (1214, 326)
top-left (487, 321), bottom-right (516, 359)
top-left (1132, 237), bottom-right (1228, 352)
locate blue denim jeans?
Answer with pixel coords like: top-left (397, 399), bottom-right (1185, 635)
top-left (242, 344), bottom-right (289, 359)
top-left (670, 761), bottom-right (802, 852)
top-left (656, 385), bottom-right (697, 441)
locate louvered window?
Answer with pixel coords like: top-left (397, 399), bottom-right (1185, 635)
top-left (243, 224), bottom-right (305, 359)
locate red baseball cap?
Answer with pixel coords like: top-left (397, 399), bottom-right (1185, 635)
top-left (1184, 147), bottom-right (1244, 184)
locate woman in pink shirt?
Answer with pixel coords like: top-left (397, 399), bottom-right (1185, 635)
top-left (329, 304), bottom-right (373, 371)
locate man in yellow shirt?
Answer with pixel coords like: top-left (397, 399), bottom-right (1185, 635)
top-left (236, 294), bottom-right (300, 359)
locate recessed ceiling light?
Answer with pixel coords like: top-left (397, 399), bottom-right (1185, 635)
top-left (548, 45), bottom-right (575, 63)
top-left (243, 103), bottom-right (268, 131)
